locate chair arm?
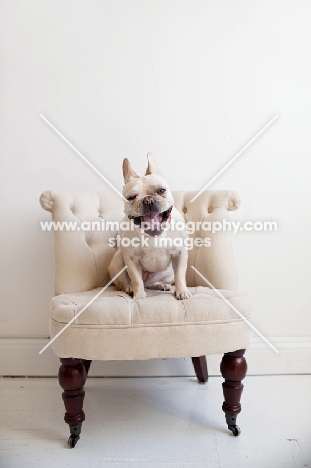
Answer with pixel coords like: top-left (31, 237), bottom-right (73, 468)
top-left (207, 190), bottom-right (241, 213)
top-left (40, 190), bottom-right (54, 212)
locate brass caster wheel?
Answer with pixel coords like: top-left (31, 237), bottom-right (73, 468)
top-left (228, 424), bottom-right (241, 437)
top-left (68, 424), bottom-right (82, 448)
top-left (68, 434), bottom-right (80, 448)
top-left (225, 414), bottom-right (241, 437)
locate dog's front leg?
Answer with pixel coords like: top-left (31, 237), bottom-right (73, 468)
top-left (172, 250), bottom-right (191, 300)
top-left (124, 255), bottom-right (146, 299)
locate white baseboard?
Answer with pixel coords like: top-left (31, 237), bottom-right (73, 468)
top-left (0, 337), bottom-right (310, 377)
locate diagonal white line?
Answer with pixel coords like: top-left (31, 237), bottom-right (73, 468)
top-left (191, 266), bottom-right (279, 353)
top-left (40, 114), bottom-right (127, 202)
top-left (190, 115), bottom-right (278, 202)
top-left (39, 266), bottom-right (128, 354)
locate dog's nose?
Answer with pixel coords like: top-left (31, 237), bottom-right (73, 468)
top-left (143, 196), bottom-right (155, 206)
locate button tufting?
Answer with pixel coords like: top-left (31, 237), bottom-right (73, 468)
top-left (208, 207), bottom-right (213, 213)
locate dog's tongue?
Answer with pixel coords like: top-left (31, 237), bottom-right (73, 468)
top-left (141, 211), bottom-right (172, 236)
top-left (141, 212), bottom-right (163, 236)
top-left (142, 212), bottom-right (162, 224)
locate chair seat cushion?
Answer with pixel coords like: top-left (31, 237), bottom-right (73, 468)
top-left (49, 286), bottom-right (252, 360)
top-left (52, 286), bottom-right (251, 326)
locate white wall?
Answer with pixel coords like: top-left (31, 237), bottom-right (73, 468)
top-left (1, 0), bottom-right (310, 375)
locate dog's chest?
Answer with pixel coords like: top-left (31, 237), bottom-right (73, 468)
top-left (135, 248), bottom-right (172, 273)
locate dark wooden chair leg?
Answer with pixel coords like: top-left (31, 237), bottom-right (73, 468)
top-left (82, 359), bottom-right (92, 376)
top-left (58, 358), bottom-right (87, 448)
top-left (191, 355), bottom-right (208, 383)
top-left (220, 349), bottom-right (247, 436)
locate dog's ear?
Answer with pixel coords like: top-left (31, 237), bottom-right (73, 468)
top-left (123, 158), bottom-right (139, 183)
top-left (145, 152), bottom-right (160, 175)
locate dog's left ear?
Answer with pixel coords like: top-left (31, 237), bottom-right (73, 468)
top-left (145, 152), bottom-right (160, 175)
top-left (123, 158), bottom-right (139, 183)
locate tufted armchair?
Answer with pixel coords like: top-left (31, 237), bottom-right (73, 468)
top-left (40, 189), bottom-right (252, 448)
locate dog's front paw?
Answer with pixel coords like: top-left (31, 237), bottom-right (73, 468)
top-left (133, 291), bottom-right (147, 300)
top-left (174, 289), bottom-right (191, 300)
top-left (119, 284), bottom-right (134, 297)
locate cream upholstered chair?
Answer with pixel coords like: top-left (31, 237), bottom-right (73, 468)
top-left (40, 189), bottom-right (252, 448)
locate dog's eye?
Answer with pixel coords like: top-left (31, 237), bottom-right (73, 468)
top-left (156, 189), bottom-right (166, 195)
top-left (127, 194), bottom-right (137, 201)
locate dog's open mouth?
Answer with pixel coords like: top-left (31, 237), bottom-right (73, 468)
top-left (129, 206), bottom-right (173, 236)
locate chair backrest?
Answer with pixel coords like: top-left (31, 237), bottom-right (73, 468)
top-left (40, 190), bottom-right (240, 294)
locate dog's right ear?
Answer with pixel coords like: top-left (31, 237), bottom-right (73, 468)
top-left (145, 152), bottom-right (160, 175)
top-left (123, 158), bottom-right (139, 183)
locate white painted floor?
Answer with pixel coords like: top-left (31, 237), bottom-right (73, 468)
top-left (0, 375), bottom-right (310, 468)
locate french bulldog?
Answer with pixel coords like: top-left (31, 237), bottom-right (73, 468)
top-left (108, 153), bottom-right (191, 300)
